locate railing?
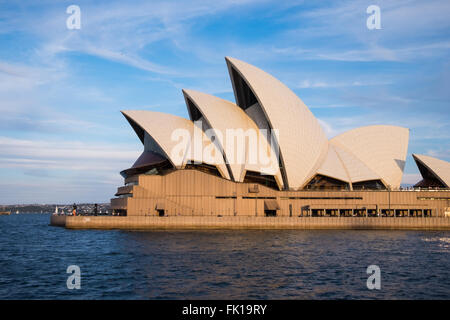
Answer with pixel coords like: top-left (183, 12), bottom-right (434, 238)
top-left (300, 187), bottom-right (450, 192)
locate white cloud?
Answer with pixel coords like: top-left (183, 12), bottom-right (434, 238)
top-left (0, 60), bottom-right (66, 92)
top-left (425, 149), bottom-right (450, 160)
top-left (297, 79), bottom-right (392, 89)
top-left (0, 137), bottom-right (139, 172)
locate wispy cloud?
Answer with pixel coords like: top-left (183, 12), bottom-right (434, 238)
top-left (0, 137), bottom-right (138, 165)
top-left (296, 79), bottom-right (392, 89)
top-left (0, 136), bottom-right (140, 203)
top-left (425, 148), bottom-right (450, 160)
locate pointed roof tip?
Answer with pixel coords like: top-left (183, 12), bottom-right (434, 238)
top-left (181, 89), bottom-right (197, 100)
top-left (182, 88), bottom-right (195, 96)
top-left (413, 153), bottom-right (447, 162)
top-left (120, 110), bottom-right (136, 117)
top-left (412, 153), bottom-right (426, 164)
top-left (182, 88), bottom-right (211, 99)
top-left (225, 56), bottom-right (253, 67)
top-left (224, 56), bottom-right (238, 64)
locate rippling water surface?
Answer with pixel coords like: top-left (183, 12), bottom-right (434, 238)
top-left (0, 214), bottom-right (449, 299)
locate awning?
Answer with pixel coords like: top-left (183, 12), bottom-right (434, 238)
top-left (264, 199), bottom-right (280, 211)
top-left (155, 202), bottom-right (165, 210)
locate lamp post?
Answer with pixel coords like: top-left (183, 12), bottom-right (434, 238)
top-left (233, 191), bottom-right (236, 216)
top-left (388, 186), bottom-right (391, 217)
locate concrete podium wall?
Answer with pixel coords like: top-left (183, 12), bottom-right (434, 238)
top-left (50, 215), bottom-right (450, 230)
top-left (113, 170), bottom-right (450, 217)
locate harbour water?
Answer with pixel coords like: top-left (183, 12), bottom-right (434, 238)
top-left (0, 214), bottom-right (449, 299)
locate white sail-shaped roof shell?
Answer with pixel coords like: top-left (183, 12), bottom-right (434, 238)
top-left (315, 144), bottom-right (381, 186)
top-left (121, 110), bottom-right (230, 180)
top-left (225, 57), bottom-right (328, 190)
top-left (120, 58), bottom-right (412, 192)
top-left (332, 144), bottom-right (380, 183)
top-left (413, 154), bottom-right (450, 188)
top-left (330, 125), bottom-right (409, 189)
top-left (182, 89), bottom-right (284, 189)
top-left (315, 145), bottom-right (350, 183)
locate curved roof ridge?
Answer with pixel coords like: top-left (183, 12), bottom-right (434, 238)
top-left (225, 56), bottom-right (328, 189)
top-left (315, 144), bottom-right (351, 183)
top-left (181, 89), bottom-right (284, 189)
top-left (330, 124), bottom-right (409, 140)
top-left (331, 143), bottom-right (381, 184)
top-left (330, 125), bottom-right (409, 188)
top-left (121, 110), bottom-right (230, 180)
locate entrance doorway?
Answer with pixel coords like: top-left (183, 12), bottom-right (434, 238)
top-left (264, 210), bottom-right (277, 217)
top-left (264, 199), bottom-right (280, 217)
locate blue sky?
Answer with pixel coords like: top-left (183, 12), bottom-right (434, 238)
top-left (0, 0), bottom-right (449, 204)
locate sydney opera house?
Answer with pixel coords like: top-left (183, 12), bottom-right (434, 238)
top-left (110, 57), bottom-right (450, 218)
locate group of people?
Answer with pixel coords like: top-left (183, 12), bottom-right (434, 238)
top-left (71, 203), bottom-right (98, 216)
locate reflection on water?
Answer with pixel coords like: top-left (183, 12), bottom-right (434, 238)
top-left (421, 236), bottom-right (450, 251)
top-left (0, 214), bottom-right (449, 299)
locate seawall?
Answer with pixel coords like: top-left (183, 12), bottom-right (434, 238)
top-left (50, 215), bottom-right (450, 230)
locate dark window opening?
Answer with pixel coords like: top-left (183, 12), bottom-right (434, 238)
top-left (352, 179), bottom-right (386, 190)
top-left (418, 197), bottom-right (450, 200)
top-left (215, 196), bottom-right (237, 199)
top-left (230, 64), bottom-right (290, 190)
top-left (415, 179), bottom-right (446, 188)
top-left (186, 98), bottom-right (203, 121)
top-left (122, 113), bottom-right (145, 143)
top-left (264, 210), bottom-right (277, 217)
top-left (243, 170), bottom-right (279, 190)
top-left (114, 209), bottom-right (127, 216)
top-left (243, 196), bottom-right (276, 199)
top-left (303, 174), bottom-right (350, 190)
top-left (231, 67), bottom-right (258, 110)
top-left (157, 209), bottom-right (165, 217)
top-left (120, 157), bottom-right (174, 179)
top-left (278, 154), bottom-right (289, 190)
top-left (143, 132), bottom-right (167, 158)
top-left (281, 196), bottom-right (363, 200)
top-left (185, 163), bottom-right (222, 177)
top-left (414, 160), bottom-right (446, 188)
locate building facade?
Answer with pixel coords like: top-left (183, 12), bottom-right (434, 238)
top-left (111, 57), bottom-right (450, 217)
